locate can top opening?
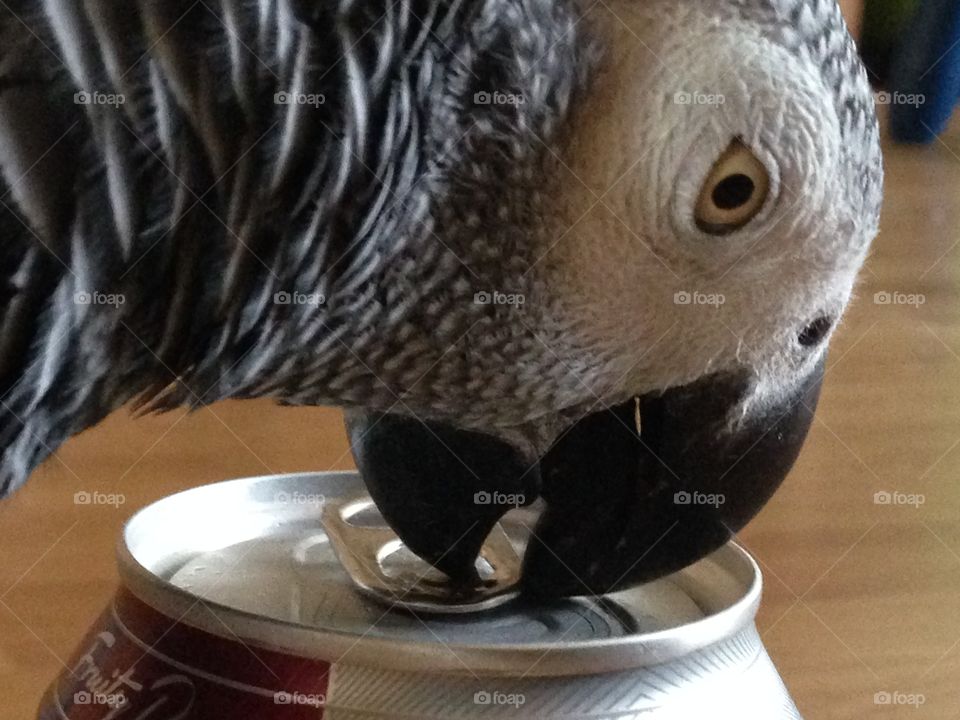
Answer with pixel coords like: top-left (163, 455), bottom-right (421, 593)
top-left (118, 472), bottom-right (762, 677)
top-left (319, 495), bottom-right (525, 614)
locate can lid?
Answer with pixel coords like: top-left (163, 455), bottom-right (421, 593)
top-left (118, 472), bottom-right (762, 677)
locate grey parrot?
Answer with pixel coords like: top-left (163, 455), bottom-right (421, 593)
top-left (0, 0), bottom-right (882, 597)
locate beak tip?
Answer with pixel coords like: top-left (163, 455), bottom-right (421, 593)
top-left (346, 409), bottom-right (540, 587)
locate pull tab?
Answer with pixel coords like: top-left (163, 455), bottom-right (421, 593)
top-left (321, 496), bottom-right (522, 614)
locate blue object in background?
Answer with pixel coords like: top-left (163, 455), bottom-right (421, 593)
top-left (888, 0), bottom-right (960, 143)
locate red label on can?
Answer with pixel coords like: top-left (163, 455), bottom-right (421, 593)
top-left (39, 590), bottom-right (331, 719)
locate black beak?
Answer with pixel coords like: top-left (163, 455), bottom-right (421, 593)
top-left (346, 356), bottom-right (824, 599)
top-left (521, 356), bottom-right (825, 598)
top-left (345, 410), bottom-right (541, 586)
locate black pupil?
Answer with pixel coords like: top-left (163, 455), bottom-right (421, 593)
top-left (712, 174), bottom-right (755, 210)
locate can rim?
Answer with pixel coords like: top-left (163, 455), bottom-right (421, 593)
top-left (117, 472), bottom-right (763, 677)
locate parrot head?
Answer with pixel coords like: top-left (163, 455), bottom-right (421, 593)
top-left (350, 0), bottom-right (883, 599)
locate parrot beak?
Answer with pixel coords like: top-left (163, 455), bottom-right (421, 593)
top-left (520, 356), bottom-right (825, 598)
top-left (346, 356), bottom-right (824, 600)
top-left (345, 410), bottom-right (542, 586)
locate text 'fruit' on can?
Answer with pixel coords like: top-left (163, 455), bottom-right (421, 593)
top-left (38, 472), bottom-right (803, 719)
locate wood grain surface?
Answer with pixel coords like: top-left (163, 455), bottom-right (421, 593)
top-left (2, 113), bottom-right (959, 718)
top-left (840, 0), bottom-right (864, 40)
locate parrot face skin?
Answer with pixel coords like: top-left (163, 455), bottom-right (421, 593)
top-left (549, 1), bottom-right (881, 423)
top-left (0, 0), bottom-right (881, 598)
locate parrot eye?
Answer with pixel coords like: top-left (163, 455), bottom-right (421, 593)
top-left (694, 140), bottom-right (770, 235)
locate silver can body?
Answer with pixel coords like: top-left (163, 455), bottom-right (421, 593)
top-left (111, 472), bottom-right (802, 719)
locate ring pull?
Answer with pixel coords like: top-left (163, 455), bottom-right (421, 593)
top-left (321, 496), bottom-right (522, 614)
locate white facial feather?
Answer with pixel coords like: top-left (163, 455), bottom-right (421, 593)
top-left (542, 0), bottom-right (882, 418)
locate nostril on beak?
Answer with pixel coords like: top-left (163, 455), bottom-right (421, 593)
top-left (798, 316), bottom-right (833, 348)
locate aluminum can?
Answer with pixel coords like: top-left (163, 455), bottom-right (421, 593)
top-left (38, 471), bottom-right (802, 719)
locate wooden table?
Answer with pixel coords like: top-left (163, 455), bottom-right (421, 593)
top-left (3, 116), bottom-right (960, 718)
top-left (840, 0), bottom-right (864, 40)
